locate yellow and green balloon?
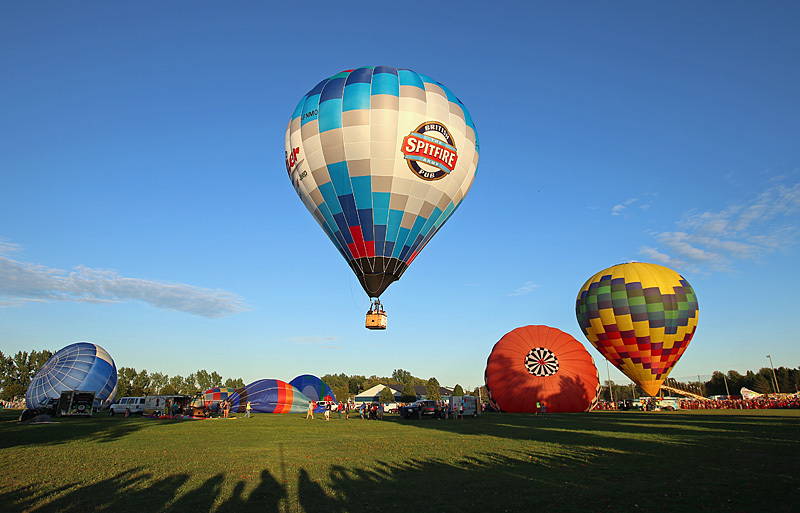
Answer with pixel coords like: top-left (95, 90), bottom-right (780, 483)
top-left (576, 262), bottom-right (699, 396)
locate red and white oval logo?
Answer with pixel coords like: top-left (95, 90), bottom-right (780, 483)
top-left (402, 122), bottom-right (458, 181)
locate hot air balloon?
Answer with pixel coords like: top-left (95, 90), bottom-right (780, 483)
top-left (202, 387), bottom-right (237, 410)
top-left (227, 379), bottom-right (313, 414)
top-left (285, 66), bottom-right (480, 329)
top-left (26, 342), bottom-right (118, 409)
top-left (575, 262), bottom-right (699, 397)
top-left (289, 374), bottom-right (336, 413)
top-left (484, 325), bottom-right (600, 413)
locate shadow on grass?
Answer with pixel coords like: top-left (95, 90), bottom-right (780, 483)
top-left (0, 413), bottom-right (154, 449)
top-left (4, 447), bottom-right (798, 513)
top-left (3, 412), bottom-right (799, 512)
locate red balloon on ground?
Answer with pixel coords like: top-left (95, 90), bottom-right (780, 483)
top-left (485, 325), bottom-right (600, 413)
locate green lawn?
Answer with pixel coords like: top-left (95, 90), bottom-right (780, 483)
top-left (1, 409), bottom-right (798, 512)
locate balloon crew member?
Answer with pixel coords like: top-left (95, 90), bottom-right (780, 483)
top-left (244, 401), bottom-right (252, 418)
top-left (306, 401), bottom-right (315, 420)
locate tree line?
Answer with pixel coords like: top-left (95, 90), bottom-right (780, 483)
top-left (115, 368), bottom-right (245, 397)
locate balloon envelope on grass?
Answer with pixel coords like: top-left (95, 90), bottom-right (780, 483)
top-left (289, 374), bottom-right (336, 413)
top-left (25, 342), bottom-right (118, 409)
top-left (227, 379), bottom-right (313, 414)
top-left (484, 325), bottom-right (600, 413)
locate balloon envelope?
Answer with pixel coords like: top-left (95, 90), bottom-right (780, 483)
top-left (575, 262), bottom-right (699, 396)
top-left (26, 342), bottom-right (118, 409)
top-left (484, 325), bottom-right (600, 413)
top-left (285, 66), bottom-right (480, 298)
top-left (289, 374), bottom-right (336, 412)
top-left (228, 379), bottom-right (312, 414)
top-left (203, 387), bottom-right (237, 408)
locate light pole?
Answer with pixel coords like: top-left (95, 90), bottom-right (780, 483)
top-left (605, 360), bottom-right (614, 406)
top-left (766, 355), bottom-right (780, 394)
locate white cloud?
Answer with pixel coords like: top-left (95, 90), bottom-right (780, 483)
top-left (611, 198), bottom-right (638, 216)
top-left (641, 181), bottom-right (800, 272)
top-left (0, 241), bottom-right (249, 318)
top-left (509, 282), bottom-right (540, 296)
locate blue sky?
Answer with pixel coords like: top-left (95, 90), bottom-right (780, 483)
top-left (2, 1), bottom-right (798, 392)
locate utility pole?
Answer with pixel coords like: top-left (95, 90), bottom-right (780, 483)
top-left (766, 355), bottom-right (780, 394)
top-left (605, 360), bottom-right (614, 406)
top-left (723, 374), bottom-right (730, 397)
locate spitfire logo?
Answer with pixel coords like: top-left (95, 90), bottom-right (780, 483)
top-left (402, 122), bottom-right (458, 181)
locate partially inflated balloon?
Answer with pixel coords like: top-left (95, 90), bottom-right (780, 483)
top-left (285, 66), bottom-right (479, 298)
top-left (228, 379), bottom-right (312, 414)
top-left (575, 262), bottom-right (699, 396)
top-left (484, 325), bottom-right (600, 413)
top-left (289, 374), bottom-right (336, 413)
top-left (26, 342), bottom-right (118, 409)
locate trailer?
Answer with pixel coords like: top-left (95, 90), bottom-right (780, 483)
top-left (448, 395), bottom-right (480, 417)
top-left (57, 390), bottom-right (96, 417)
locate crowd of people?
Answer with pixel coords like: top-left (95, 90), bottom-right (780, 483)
top-left (594, 394), bottom-right (800, 411)
top-left (679, 396), bottom-right (800, 409)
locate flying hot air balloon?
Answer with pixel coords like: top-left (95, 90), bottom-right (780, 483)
top-left (575, 262), bottom-right (699, 397)
top-left (285, 66), bottom-right (480, 329)
top-left (484, 325), bottom-right (600, 413)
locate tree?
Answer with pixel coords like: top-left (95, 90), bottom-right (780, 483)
top-left (131, 369), bottom-right (151, 396)
top-left (425, 377), bottom-right (441, 401)
top-left (195, 370), bottom-right (213, 391)
top-left (116, 367), bottom-right (138, 397)
top-left (452, 384), bottom-right (464, 396)
top-left (392, 369), bottom-right (412, 384)
top-left (224, 377), bottom-right (244, 389)
top-left (379, 386), bottom-right (395, 404)
top-left (150, 372), bottom-right (168, 394)
top-left (752, 373), bottom-right (772, 394)
top-left (400, 383), bottom-right (417, 402)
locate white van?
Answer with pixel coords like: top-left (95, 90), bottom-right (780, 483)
top-left (109, 397), bottom-right (145, 416)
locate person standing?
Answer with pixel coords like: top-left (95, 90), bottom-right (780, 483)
top-left (324, 402), bottom-right (331, 421)
top-left (244, 401), bottom-right (252, 418)
top-left (337, 402), bottom-right (342, 419)
top-left (306, 400), bottom-right (315, 420)
top-left (540, 401), bottom-right (546, 419)
top-left (535, 401), bottom-right (541, 416)
top-left (359, 403), bottom-right (365, 420)
top-left (345, 402), bottom-right (350, 420)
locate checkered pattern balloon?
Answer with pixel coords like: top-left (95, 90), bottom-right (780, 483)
top-left (285, 66), bottom-right (479, 297)
top-left (576, 262), bottom-right (699, 396)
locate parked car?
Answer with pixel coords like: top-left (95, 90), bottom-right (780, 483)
top-left (109, 397), bottom-right (146, 416)
top-left (400, 400), bottom-right (440, 419)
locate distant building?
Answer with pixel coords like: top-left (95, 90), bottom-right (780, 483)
top-left (353, 384), bottom-right (453, 405)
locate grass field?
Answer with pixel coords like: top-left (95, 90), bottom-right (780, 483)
top-left (1, 409), bottom-right (798, 512)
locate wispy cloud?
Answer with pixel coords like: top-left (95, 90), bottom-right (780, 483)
top-left (509, 282), bottom-right (540, 296)
top-left (640, 181), bottom-right (800, 272)
top-left (0, 240), bottom-right (249, 318)
top-left (611, 198), bottom-right (638, 216)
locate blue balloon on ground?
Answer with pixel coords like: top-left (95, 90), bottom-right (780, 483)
top-left (289, 374), bottom-right (337, 412)
top-left (227, 379), bottom-right (313, 414)
top-left (26, 342), bottom-right (118, 409)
